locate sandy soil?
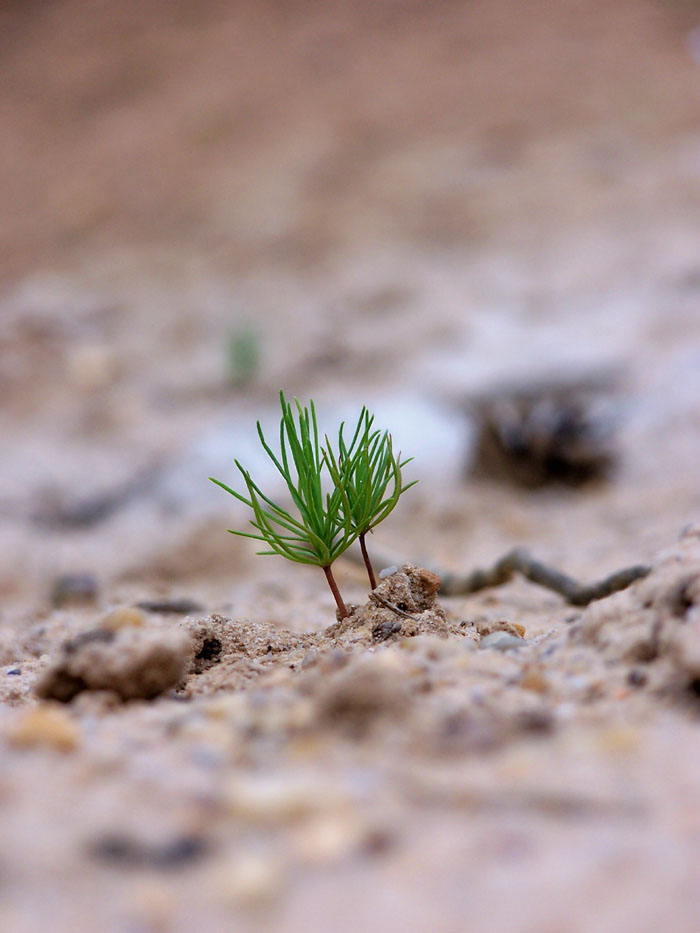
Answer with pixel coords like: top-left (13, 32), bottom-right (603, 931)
top-left (3, 1), bottom-right (700, 930)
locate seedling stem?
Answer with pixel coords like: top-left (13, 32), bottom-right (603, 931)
top-left (359, 532), bottom-right (377, 589)
top-left (323, 565), bottom-right (348, 618)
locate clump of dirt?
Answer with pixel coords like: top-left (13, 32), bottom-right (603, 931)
top-left (468, 376), bottom-right (616, 488)
top-left (186, 613), bottom-right (307, 670)
top-left (309, 652), bottom-right (413, 737)
top-left (36, 624), bottom-right (192, 702)
top-left (326, 565), bottom-right (460, 644)
top-left (181, 613), bottom-right (314, 695)
top-left (573, 524), bottom-right (700, 695)
top-left (180, 567), bottom-right (472, 696)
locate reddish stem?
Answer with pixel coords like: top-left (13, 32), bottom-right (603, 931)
top-left (359, 532), bottom-right (377, 589)
top-left (323, 565), bottom-right (348, 619)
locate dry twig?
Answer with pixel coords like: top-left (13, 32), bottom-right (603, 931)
top-left (439, 547), bottom-right (650, 606)
top-left (369, 591), bottom-right (420, 621)
top-left (347, 547), bottom-right (650, 607)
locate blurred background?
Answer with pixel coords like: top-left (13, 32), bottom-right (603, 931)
top-left (3, 0), bottom-right (700, 616)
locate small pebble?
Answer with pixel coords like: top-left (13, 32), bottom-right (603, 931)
top-left (476, 619), bottom-right (526, 639)
top-left (291, 814), bottom-right (365, 865)
top-left (627, 668), bottom-right (647, 687)
top-left (213, 854), bottom-right (283, 909)
top-left (517, 708), bottom-right (554, 733)
top-left (90, 833), bottom-right (209, 868)
top-left (136, 598), bottom-right (204, 615)
top-left (8, 704), bottom-right (80, 752)
top-left (101, 607), bottom-right (146, 631)
top-left (480, 632), bottom-right (526, 651)
top-left (225, 775), bottom-right (339, 824)
top-left (520, 670), bottom-right (550, 693)
top-left (597, 727), bottom-right (640, 755)
top-left (379, 566), bottom-right (398, 579)
top-left (6, 668), bottom-right (21, 676)
top-left (51, 573), bottom-right (98, 609)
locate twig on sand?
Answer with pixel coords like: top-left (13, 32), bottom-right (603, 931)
top-left (369, 591), bottom-right (420, 621)
top-left (439, 547), bottom-right (650, 606)
top-left (347, 547), bottom-right (650, 607)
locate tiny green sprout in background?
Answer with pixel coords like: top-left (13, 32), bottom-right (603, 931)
top-left (227, 325), bottom-right (261, 387)
top-left (210, 392), bottom-right (417, 618)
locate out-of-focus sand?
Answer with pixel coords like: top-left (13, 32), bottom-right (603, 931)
top-left (3, 1), bottom-right (700, 930)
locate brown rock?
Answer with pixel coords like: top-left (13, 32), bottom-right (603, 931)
top-left (325, 565), bottom-right (450, 645)
top-left (36, 626), bottom-right (192, 702)
top-left (100, 607), bottom-right (146, 631)
top-left (8, 704), bottom-right (80, 752)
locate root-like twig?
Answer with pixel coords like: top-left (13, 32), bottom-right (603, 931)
top-left (347, 546), bottom-right (650, 607)
top-left (369, 591), bottom-right (420, 621)
top-left (439, 547), bottom-right (650, 606)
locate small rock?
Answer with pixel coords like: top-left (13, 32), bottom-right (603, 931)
top-left (480, 632), bottom-right (526, 651)
top-left (627, 668), bottom-right (647, 687)
top-left (516, 708), bottom-right (554, 733)
top-left (291, 814), bottom-right (365, 865)
top-left (101, 607), bottom-right (146, 631)
top-left (36, 626), bottom-right (192, 702)
top-left (519, 669), bottom-right (550, 693)
top-left (213, 854), bottom-right (284, 909)
top-left (8, 704), bottom-right (80, 752)
top-left (475, 619), bottom-right (526, 639)
top-left (372, 619), bottom-right (402, 642)
top-left (596, 727), bottom-right (640, 755)
top-left (410, 567), bottom-right (442, 599)
top-left (51, 573), bottom-right (98, 609)
top-left (328, 565), bottom-right (448, 644)
top-left (6, 668), bottom-right (21, 676)
top-left (90, 833), bottom-right (209, 868)
top-left (225, 774), bottom-right (338, 824)
top-left (379, 566), bottom-right (398, 579)
top-left (136, 598), bottom-right (204, 616)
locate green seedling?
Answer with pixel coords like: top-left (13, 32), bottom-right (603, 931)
top-left (210, 393), bottom-right (416, 618)
top-left (210, 391), bottom-right (358, 618)
top-left (227, 326), bottom-right (260, 387)
top-left (323, 408), bottom-right (417, 588)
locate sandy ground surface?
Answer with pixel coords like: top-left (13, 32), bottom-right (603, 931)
top-left (3, 1), bottom-right (700, 930)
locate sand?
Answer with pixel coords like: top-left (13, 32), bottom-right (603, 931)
top-left (3, 1), bottom-right (700, 930)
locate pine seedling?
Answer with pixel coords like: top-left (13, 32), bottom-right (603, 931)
top-left (323, 408), bottom-right (417, 589)
top-left (227, 325), bottom-right (260, 387)
top-left (210, 391), bottom-right (358, 618)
